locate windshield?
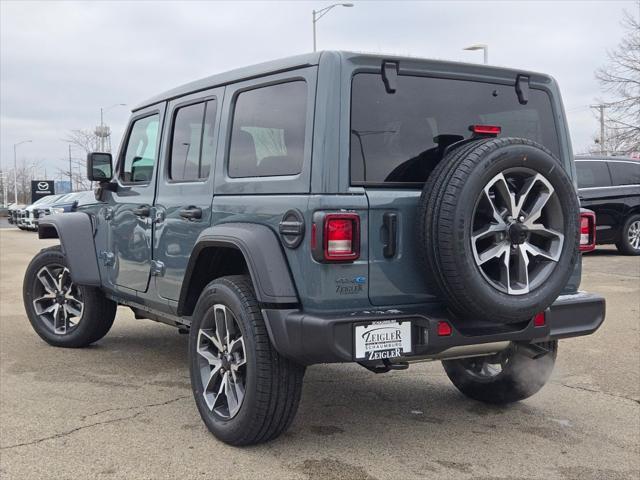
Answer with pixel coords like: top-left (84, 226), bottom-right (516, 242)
top-left (31, 195), bottom-right (59, 207)
top-left (350, 73), bottom-right (560, 185)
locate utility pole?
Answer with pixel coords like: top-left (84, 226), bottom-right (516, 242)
top-left (590, 104), bottom-right (607, 155)
top-left (68, 144), bottom-right (74, 192)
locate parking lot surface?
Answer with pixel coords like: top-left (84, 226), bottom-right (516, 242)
top-left (1, 228), bottom-right (638, 480)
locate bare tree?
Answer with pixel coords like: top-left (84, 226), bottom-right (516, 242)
top-left (595, 4), bottom-right (640, 154)
top-left (64, 128), bottom-right (100, 154)
top-left (61, 129), bottom-right (101, 191)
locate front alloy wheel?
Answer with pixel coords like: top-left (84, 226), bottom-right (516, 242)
top-left (23, 245), bottom-right (117, 348)
top-left (32, 265), bottom-right (84, 335)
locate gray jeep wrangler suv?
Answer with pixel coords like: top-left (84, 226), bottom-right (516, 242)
top-left (23, 51), bottom-right (605, 446)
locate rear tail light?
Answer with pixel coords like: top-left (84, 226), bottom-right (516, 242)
top-left (325, 214), bottom-right (359, 261)
top-left (311, 212), bottom-right (360, 262)
top-left (579, 211), bottom-right (596, 252)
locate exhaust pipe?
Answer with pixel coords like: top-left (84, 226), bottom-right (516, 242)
top-left (399, 341), bottom-right (511, 363)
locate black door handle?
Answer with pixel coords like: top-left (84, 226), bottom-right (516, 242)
top-left (179, 206), bottom-right (202, 220)
top-left (383, 212), bottom-right (398, 258)
top-left (132, 205), bottom-right (151, 217)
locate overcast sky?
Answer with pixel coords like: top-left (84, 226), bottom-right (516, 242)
top-left (0, 0), bottom-right (636, 178)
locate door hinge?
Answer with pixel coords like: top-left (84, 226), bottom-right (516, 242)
top-left (99, 251), bottom-right (115, 267)
top-left (150, 260), bottom-right (166, 277)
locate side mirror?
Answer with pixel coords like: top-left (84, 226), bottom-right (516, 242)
top-left (87, 152), bottom-right (113, 182)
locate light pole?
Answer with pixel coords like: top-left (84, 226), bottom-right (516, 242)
top-left (13, 140), bottom-right (32, 204)
top-left (312, 3), bottom-right (354, 52)
top-left (464, 44), bottom-right (489, 64)
top-left (99, 103), bottom-right (126, 152)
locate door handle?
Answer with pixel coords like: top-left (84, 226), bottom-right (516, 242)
top-left (132, 205), bottom-right (151, 217)
top-left (383, 212), bottom-right (398, 258)
top-left (179, 206), bottom-right (202, 220)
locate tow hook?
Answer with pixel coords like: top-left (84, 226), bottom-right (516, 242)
top-left (359, 359), bottom-right (409, 374)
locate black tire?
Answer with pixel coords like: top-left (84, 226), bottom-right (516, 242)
top-left (189, 275), bottom-right (305, 446)
top-left (615, 214), bottom-right (640, 255)
top-left (442, 341), bottom-right (557, 404)
top-left (23, 245), bottom-right (117, 348)
top-left (418, 137), bottom-right (580, 324)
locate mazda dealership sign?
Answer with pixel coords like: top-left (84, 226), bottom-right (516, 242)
top-left (31, 180), bottom-right (55, 203)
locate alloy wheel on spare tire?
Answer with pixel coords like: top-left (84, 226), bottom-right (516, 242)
top-left (417, 137), bottom-right (580, 324)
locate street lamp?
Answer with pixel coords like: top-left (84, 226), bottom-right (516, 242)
top-left (464, 44), bottom-right (489, 64)
top-left (312, 3), bottom-right (354, 52)
top-left (13, 140), bottom-right (32, 204)
top-left (98, 103), bottom-right (126, 152)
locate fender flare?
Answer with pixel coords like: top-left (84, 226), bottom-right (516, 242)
top-left (38, 213), bottom-right (101, 286)
top-left (178, 223), bottom-right (299, 315)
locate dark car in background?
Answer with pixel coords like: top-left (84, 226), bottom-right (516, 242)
top-left (34, 191), bottom-right (97, 229)
top-left (576, 156), bottom-right (640, 255)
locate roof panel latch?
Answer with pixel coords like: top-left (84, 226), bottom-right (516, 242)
top-left (382, 61), bottom-right (399, 94)
top-left (516, 74), bottom-right (530, 105)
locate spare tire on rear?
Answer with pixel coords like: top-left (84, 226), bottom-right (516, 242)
top-left (417, 137), bottom-right (579, 324)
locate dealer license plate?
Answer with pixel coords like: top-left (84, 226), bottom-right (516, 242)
top-left (354, 320), bottom-right (412, 361)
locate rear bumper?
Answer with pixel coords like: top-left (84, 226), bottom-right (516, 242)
top-left (262, 292), bottom-right (605, 365)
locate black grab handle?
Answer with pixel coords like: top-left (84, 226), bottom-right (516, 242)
top-left (383, 212), bottom-right (398, 258)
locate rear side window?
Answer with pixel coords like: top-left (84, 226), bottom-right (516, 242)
top-left (120, 114), bottom-right (160, 184)
top-left (608, 161), bottom-right (640, 186)
top-left (169, 100), bottom-right (217, 181)
top-left (576, 161), bottom-right (612, 188)
top-left (350, 74), bottom-right (561, 185)
top-left (228, 81), bottom-right (307, 178)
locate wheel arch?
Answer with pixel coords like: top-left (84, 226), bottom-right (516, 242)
top-left (37, 213), bottom-right (101, 287)
top-left (177, 223), bottom-right (299, 317)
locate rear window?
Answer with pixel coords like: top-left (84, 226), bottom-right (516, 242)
top-left (576, 161), bottom-right (612, 188)
top-left (350, 73), bottom-right (561, 185)
top-left (609, 161), bottom-right (640, 186)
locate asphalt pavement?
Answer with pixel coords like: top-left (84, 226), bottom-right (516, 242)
top-left (0, 227), bottom-right (638, 480)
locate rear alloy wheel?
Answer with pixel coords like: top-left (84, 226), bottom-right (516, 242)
top-left (189, 275), bottom-right (305, 446)
top-left (616, 214), bottom-right (640, 256)
top-left (23, 245), bottom-right (117, 348)
top-left (196, 304), bottom-right (247, 419)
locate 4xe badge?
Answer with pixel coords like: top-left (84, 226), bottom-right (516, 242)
top-left (335, 275), bottom-right (366, 295)
top-left (354, 320), bottom-right (412, 360)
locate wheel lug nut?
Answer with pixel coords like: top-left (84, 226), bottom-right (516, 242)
top-left (518, 215), bottom-right (525, 222)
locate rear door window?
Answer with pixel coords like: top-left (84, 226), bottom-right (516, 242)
top-left (576, 161), bottom-right (612, 188)
top-left (608, 161), bottom-right (640, 186)
top-left (228, 81), bottom-right (307, 178)
top-left (350, 73), bottom-right (561, 185)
